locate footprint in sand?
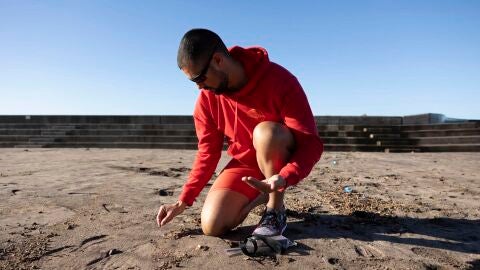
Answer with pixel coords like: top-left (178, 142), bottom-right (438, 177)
top-left (326, 257), bottom-right (339, 265)
top-left (71, 234), bottom-right (108, 252)
top-left (102, 204), bottom-right (128, 213)
top-left (108, 165), bottom-right (190, 178)
top-left (354, 244), bottom-right (385, 258)
top-left (411, 247), bottom-right (467, 269)
top-left (85, 248), bottom-right (122, 267)
top-left (158, 188), bottom-right (174, 196)
top-left (102, 242), bottom-right (190, 269)
top-left (154, 185), bottom-right (181, 197)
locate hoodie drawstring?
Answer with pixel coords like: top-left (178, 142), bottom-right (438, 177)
top-left (234, 101), bottom-right (238, 142)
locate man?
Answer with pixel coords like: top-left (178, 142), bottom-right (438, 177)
top-left (156, 29), bottom-right (323, 237)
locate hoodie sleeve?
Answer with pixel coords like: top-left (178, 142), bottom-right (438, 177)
top-left (278, 77), bottom-right (324, 189)
top-left (178, 95), bottom-right (224, 206)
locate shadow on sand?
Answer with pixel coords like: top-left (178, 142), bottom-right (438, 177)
top-left (223, 210), bottom-right (479, 256)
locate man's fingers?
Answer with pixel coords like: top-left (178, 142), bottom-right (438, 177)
top-left (242, 176), bottom-right (271, 193)
top-left (270, 178), bottom-right (285, 191)
top-left (156, 207), bottom-right (166, 227)
top-left (160, 211), bottom-right (174, 227)
top-left (270, 182), bottom-right (276, 190)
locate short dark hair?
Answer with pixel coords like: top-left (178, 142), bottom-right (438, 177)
top-left (177, 28), bottom-right (229, 69)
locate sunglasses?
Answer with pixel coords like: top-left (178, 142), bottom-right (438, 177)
top-left (190, 44), bottom-right (218, 83)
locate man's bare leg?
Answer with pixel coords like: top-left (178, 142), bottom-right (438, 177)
top-left (237, 121), bottom-right (294, 217)
top-left (201, 189), bottom-right (250, 236)
top-left (252, 121), bottom-right (294, 210)
top-left (238, 192), bottom-right (269, 218)
top-left (201, 121), bottom-right (293, 236)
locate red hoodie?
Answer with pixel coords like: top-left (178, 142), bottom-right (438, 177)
top-left (178, 46), bottom-right (324, 206)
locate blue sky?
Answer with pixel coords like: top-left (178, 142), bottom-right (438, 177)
top-left (1, 1), bottom-right (479, 119)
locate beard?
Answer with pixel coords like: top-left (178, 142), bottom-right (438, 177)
top-left (205, 71), bottom-right (239, 95)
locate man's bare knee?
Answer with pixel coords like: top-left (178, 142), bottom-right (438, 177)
top-left (201, 217), bottom-right (229, 236)
top-left (253, 121), bottom-right (294, 151)
top-left (253, 121), bottom-right (278, 146)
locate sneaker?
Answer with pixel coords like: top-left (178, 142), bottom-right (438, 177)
top-left (252, 207), bottom-right (287, 236)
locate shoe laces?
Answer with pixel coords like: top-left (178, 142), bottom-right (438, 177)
top-left (259, 210), bottom-right (280, 228)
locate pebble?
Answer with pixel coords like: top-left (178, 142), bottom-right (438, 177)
top-left (196, 244), bottom-right (209, 251)
top-left (107, 249), bottom-right (122, 256)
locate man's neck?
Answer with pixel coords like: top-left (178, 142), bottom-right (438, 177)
top-left (229, 59), bottom-right (248, 91)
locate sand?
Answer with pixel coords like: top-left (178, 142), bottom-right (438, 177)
top-left (0, 148), bottom-right (479, 270)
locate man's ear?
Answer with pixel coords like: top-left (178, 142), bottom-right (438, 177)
top-left (212, 53), bottom-right (223, 68)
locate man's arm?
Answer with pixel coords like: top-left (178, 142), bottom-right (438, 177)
top-left (178, 98), bottom-right (224, 206)
top-left (278, 76), bottom-right (324, 188)
top-left (157, 95), bottom-right (224, 228)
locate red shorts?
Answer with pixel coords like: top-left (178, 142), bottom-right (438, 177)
top-left (210, 158), bottom-right (265, 202)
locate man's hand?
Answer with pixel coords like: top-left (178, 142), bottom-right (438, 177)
top-left (242, 174), bottom-right (286, 193)
top-left (156, 201), bottom-right (187, 227)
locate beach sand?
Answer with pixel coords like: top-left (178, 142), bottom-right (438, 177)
top-left (1, 148), bottom-right (479, 269)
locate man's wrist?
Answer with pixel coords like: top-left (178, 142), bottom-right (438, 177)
top-left (277, 174), bottom-right (288, 192)
top-left (278, 174), bottom-right (287, 188)
top-left (176, 200), bottom-right (188, 209)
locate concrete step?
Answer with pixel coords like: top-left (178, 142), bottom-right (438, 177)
top-left (413, 136), bottom-right (480, 145)
top-left (0, 128), bottom-right (197, 136)
top-left (0, 115), bottom-right (196, 124)
top-left (322, 137), bottom-right (412, 145)
top-left (0, 124), bottom-right (51, 129)
top-left (68, 129), bottom-right (197, 136)
top-left (401, 122), bottom-right (480, 131)
top-left (401, 129), bottom-right (480, 137)
top-left (315, 116), bottom-right (402, 125)
top-left (0, 129), bottom-right (405, 139)
top-left (318, 125), bottom-right (401, 133)
top-left (0, 135), bottom-right (30, 142)
top-left (14, 144), bottom-right (45, 148)
top-left (418, 144), bottom-right (480, 152)
top-left (0, 123), bottom-right (196, 130)
top-left (384, 148), bottom-right (422, 153)
top-left (323, 144), bottom-right (417, 152)
top-left (319, 131), bottom-right (401, 138)
top-left (49, 125), bottom-right (76, 129)
top-left (41, 131), bottom-right (67, 136)
top-left (358, 127), bottom-right (402, 133)
top-left (74, 124), bottom-right (196, 130)
top-left (1, 128), bottom-right (406, 139)
top-left (8, 134), bottom-right (478, 146)
top-left (9, 141), bottom-right (480, 152)
top-left (0, 129), bottom-right (43, 135)
top-left (0, 142), bottom-right (20, 147)
top-left (325, 143), bottom-right (480, 152)
top-left (49, 135), bottom-right (198, 143)
top-left (29, 137), bottom-right (57, 143)
top-left (32, 142), bottom-right (200, 149)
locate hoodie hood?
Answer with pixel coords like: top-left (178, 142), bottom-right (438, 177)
top-left (228, 46), bottom-right (271, 99)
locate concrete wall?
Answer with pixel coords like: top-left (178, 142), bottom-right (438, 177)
top-left (0, 113), bottom-right (474, 125)
top-left (403, 113), bottom-right (446, 125)
top-left (315, 116), bottom-right (403, 125)
top-left (0, 115), bottom-right (194, 124)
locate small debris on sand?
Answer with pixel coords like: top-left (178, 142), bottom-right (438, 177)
top-left (195, 245), bottom-right (209, 251)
